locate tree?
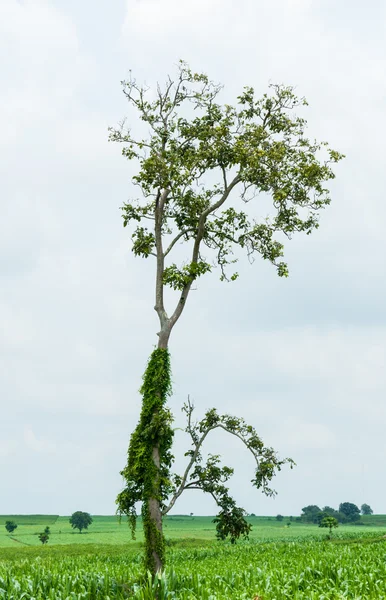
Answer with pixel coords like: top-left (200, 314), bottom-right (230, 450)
top-left (69, 511), bottom-right (93, 533)
top-left (339, 502), bottom-right (361, 522)
top-left (5, 520), bottom-right (17, 534)
top-left (322, 506), bottom-right (348, 523)
top-left (110, 61), bottom-right (343, 574)
top-left (361, 503), bottom-right (373, 515)
top-left (300, 505), bottom-right (322, 523)
top-left (38, 526), bottom-right (50, 545)
top-left (315, 511), bottom-right (329, 525)
top-left (276, 514), bottom-right (284, 521)
top-left (319, 516), bottom-right (338, 538)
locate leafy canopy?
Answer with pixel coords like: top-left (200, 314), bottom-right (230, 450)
top-left (109, 60), bottom-right (343, 291)
top-left (38, 527), bottom-right (50, 545)
top-left (69, 511), bottom-right (93, 533)
top-left (339, 502), bottom-right (360, 522)
top-left (361, 503), bottom-right (373, 515)
top-left (5, 520), bottom-right (17, 534)
top-left (319, 516), bottom-right (339, 537)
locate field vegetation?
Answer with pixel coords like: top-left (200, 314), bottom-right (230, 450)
top-left (1, 514), bottom-right (386, 598)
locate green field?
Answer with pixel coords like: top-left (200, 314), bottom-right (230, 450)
top-left (1, 515), bottom-right (386, 598)
top-left (1, 514), bottom-right (386, 548)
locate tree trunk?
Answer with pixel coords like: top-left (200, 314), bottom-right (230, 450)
top-left (144, 327), bottom-right (171, 574)
top-left (148, 447), bottom-right (163, 573)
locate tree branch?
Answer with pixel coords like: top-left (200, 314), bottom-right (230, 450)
top-left (168, 174), bottom-right (241, 329)
top-left (164, 228), bottom-right (195, 257)
top-left (154, 188), bottom-right (170, 330)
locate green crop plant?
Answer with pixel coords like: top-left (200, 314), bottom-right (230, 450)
top-left (1, 533), bottom-right (385, 599)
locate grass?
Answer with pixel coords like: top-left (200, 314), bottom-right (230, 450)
top-left (0, 513), bottom-right (385, 548)
top-left (0, 532), bottom-right (386, 598)
top-left (1, 515), bottom-right (386, 598)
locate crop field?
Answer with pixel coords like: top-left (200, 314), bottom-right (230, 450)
top-left (1, 515), bottom-right (386, 598)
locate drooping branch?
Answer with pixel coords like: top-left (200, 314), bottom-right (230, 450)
top-left (162, 399), bottom-right (294, 542)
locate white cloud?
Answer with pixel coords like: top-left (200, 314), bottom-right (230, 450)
top-left (1, 0), bottom-right (386, 516)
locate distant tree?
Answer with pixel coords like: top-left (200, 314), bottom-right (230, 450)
top-left (38, 526), bottom-right (50, 544)
top-left (250, 513), bottom-right (256, 517)
top-left (323, 506), bottom-right (339, 517)
top-left (320, 506), bottom-right (344, 523)
top-left (69, 511), bottom-right (93, 533)
top-left (315, 511), bottom-right (329, 525)
top-left (339, 502), bottom-right (360, 522)
top-left (276, 514), bottom-right (284, 521)
top-left (301, 505), bottom-right (322, 523)
top-left (5, 520), bottom-right (17, 534)
top-left (361, 503), bottom-right (373, 515)
top-left (319, 516), bottom-right (338, 538)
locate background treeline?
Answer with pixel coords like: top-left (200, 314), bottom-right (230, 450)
top-left (299, 503), bottom-right (373, 524)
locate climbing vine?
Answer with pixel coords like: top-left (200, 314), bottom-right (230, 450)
top-left (118, 371), bottom-right (295, 566)
top-left (116, 348), bottom-right (174, 572)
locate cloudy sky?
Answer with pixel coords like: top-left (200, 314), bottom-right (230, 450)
top-left (1, 0), bottom-right (385, 519)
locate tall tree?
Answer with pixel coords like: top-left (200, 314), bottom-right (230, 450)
top-left (110, 61), bottom-right (343, 574)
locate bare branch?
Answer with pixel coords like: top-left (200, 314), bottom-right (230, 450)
top-left (164, 228), bottom-right (195, 257)
top-left (154, 188), bottom-right (170, 330)
top-left (168, 174), bottom-right (241, 329)
top-left (162, 398), bottom-right (215, 515)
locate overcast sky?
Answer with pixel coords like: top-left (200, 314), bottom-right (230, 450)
top-left (1, 0), bottom-right (385, 519)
